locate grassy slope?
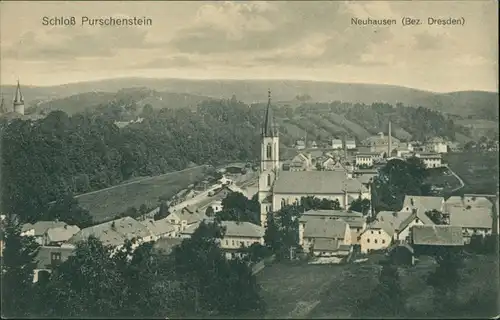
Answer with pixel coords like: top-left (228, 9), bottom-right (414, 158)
top-left (75, 165), bottom-right (209, 223)
top-left (443, 152), bottom-right (499, 194)
top-left (258, 254), bottom-right (498, 319)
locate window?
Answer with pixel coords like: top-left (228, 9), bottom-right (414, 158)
top-left (378, 230), bottom-right (381, 235)
top-left (51, 252), bottom-right (62, 264)
top-left (232, 240), bottom-right (235, 246)
top-left (240, 241), bottom-right (244, 246)
top-left (367, 239), bottom-right (370, 243)
top-left (374, 239), bottom-right (378, 244)
top-left (370, 230), bottom-right (373, 234)
top-left (267, 174), bottom-right (271, 186)
top-left (266, 143), bottom-right (272, 159)
top-left (382, 240), bottom-right (385, 244)
top-left (225, 240), bottom-right (228, 245)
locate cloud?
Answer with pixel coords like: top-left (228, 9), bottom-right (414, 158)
top-left (134, 55), bottom-right (202, 69)
top-left (168, 1), bottom-right (396, 67)
top-left (2, 15), bottom-right (164, 61)
top-left (413, 32), bottom-right (442, 51)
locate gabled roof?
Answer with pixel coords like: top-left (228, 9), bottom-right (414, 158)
top-left (24, 221), bottom-right (69, 236)
top-left (181, 220), bottom-right (264, 238)
top-left (141, 218), bottom-right (175, 237)
top-left (449, 205), bottom-right (493, 229)
top-left (371, 210), bottom-right (434, 237)
top-left (303, 219), bottom-right (348, 239)
top-left (401, 195), bottom-right (445, 214)
top-left (445, 195), bottom-right (494, 212)
top-left (412, 225), bottom-right (463, 246)
top-left (68, 217), bottom-right (153, 247)
top-left (273, 171), bottom-right (367, 194)
top-left (46, 225), bottom-right (80, 243)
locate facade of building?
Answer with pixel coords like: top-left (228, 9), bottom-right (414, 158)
top-left (298, 218), bottom-right (352, 256)
top-left (414, 152), bottom-right (443, 168)
top-left (358, 223), bottom-right (393, 253)
top-left (332, 139), bottom-right (343, 150)
top-left (346, 140), bottom-right (357, 150)
top-left (425, 137), bottom-right (448, 154)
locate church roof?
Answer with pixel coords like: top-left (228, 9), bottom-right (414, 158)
top-left (273, 171), bottom-right (367, 194)
top-left (262, 89), bottom-right (277, 137)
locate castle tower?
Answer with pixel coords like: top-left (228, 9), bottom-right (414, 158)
top-left (13, 80), bottom-right (25, 115)
top-left (258, 89), bottom-right (280, 227)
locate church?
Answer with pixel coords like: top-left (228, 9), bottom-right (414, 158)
top-left (257, 91), bottom-right (372, 226)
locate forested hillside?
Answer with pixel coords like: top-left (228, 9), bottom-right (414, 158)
top-left (0, 98), bottom-right (263, 225)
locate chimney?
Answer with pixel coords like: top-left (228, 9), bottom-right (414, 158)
top-left (388, 121), bottom-right (392, 157)
top-left (343, 134), bottom-right (347, 159)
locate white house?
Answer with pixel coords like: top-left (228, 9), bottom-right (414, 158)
top-left (295, 140), bottom-right (306, 150)
top-left (166, 208), bottom-right (208, 235)
top-left (358, 222), bottom-right (393, 253)
top-left (425, 137), bottom-right (448, 154)
top-left (355, 152), bottom-right (381, 168)
top-left (345, 139), bottom-right (357, 150)
top-left (208, 200), bottom-right (223, 213)
top-left (359, 209), bottom-right (435, 253)
top-left (414, 152), bottom-right (443, 168)
top-left (332, 139), bottom-right (343, 150)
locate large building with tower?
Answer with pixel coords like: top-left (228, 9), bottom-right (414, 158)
top-left (257, 91), bottom-right (371, 226)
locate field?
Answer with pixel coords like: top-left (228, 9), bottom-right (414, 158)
top-left (75, 165), bottom-right (210, 223)
top-left (257, 254), bottom-right (499, 319)
top-left (425, 167), bottom-right (463, 195)
top-left (455, 119), bottom-right (498, 139)
top-left (443, 152), bottom-right (499, 194)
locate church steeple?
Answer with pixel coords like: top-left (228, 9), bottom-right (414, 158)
top-left (262, 89), bottom-right (277, 137)
top-left (13, 80), bottom-right (25, 115)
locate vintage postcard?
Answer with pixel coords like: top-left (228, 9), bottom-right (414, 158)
top-left (0, 1), bottom-right (498, 319)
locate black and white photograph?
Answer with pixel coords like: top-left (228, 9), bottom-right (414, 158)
top-left (0, 0), bottom-right (499, 319)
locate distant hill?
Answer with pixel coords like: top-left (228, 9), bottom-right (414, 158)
top-left (0, 78), bottom-right (497, 118)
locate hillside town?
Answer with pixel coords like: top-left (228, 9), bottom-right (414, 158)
top-left (1, 1), bottom-right (498, 317)
top-left (1, 90), bottom-right (498, 293)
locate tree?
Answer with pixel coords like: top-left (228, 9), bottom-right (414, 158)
top-left (218, 192), bottom-right (260, 225)
top-left (427, 249), bottom-right (464, 312)
top-left (173, 220), bottom-right (265, 316)
top-left (1, 215), bottom-right (40, 318)
top-left (425, 209), bottom-right (447, 225)
top-left (154, 201), bottom-right (169, 220)
top-left (46, 194), bottom-right (93, 228)
top-left (205, 206), bottom-right (215, 217)
top-left (349, 197), bottom-right (371, 216)
top-left (355, 262), bottom-right (406, 318)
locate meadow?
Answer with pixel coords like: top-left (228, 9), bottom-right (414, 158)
top-left (257, 253), bottom-right (498, 319)
top-left (443, 152), bottom-right (499, 195)
top-left (75, 165), bottom-right (210, 223)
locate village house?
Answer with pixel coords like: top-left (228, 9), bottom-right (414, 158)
top-left (359, 209), bottom-right (435, 253)
top-left (33, 246), bottom-right (75, 283)
top-left (44, 225), bottom-right (81, 246)
top-left (321, 157), bottom-right (349, 173)
top-left (288, 153), bottom-right (312, 171)
top-left (166, 207), bottom-right (208, 234)
top-left (298, 218), bottom-right (352, 256)
top-left (207, 200), bottom-right (223, 213)
top-left (400, 195), bottom-right (445, 215)
top-left (414, 152), bottom-right (443, 168)
top-left (299, 209), bottom-right (366, 244)
top-left (180, 220), bottom-right (264, 260)
top-left (410, 225), bottom-right (463, 256)
top-left (295, 140), bottom-right (306, 150)
top-left (332, 139), bottom-right (343, 150)
top-left (67, 217), bottom-right (154, 252)
top-left (21, 221), bottom-right (76, 245)
top-left (358, 221), bottom-right (393, 253)
top-left (345, 139), bottom-right (357, 150)
top-left (140, 218), bottom-right (176, 240)
top-left (425, 137), bottom-right (448, 154)
top-left (310, 141), bottom-right (318, 149)
top-left (361, 132), bottom-right (400, 154)
top-left (445, 194), bottom-right (494, 211)
top-left (448, 205), bottom-right (493, 243)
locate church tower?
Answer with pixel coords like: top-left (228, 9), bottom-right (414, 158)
top-left (13, 80), bottom-right (25, 115)
top-left (258, 89), bottom-right (280, 227)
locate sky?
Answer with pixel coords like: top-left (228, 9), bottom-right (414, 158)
top-left (0, 1), bottom-right (498, 92)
